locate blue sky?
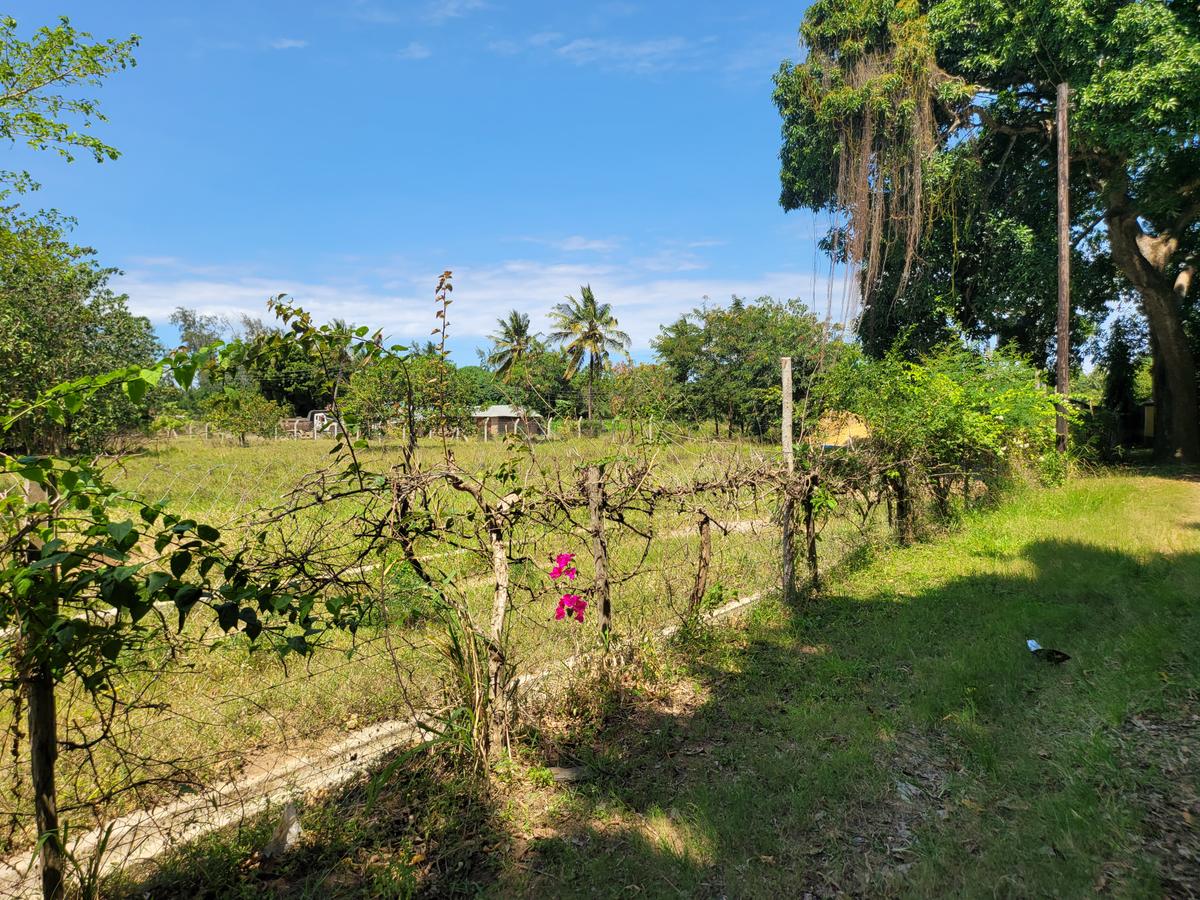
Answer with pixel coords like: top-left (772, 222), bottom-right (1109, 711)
top-left (7, 1), bottom-right (836, 362)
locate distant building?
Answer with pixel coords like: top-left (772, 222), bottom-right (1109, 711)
top-left (473, 405), bottom-right (544, 438)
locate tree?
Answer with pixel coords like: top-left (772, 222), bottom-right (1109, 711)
top-left (0, 16), bottom-right (138, 188)
top-left (486, 310), bottom-right (541, 382)
top-left (169, 307), bottom-right (228, 354)
top-left (1, 357), bottom-right (344, 900)
top-left (235, 316), bottom-right (332, 414)
top-left (202, 387), bottom-right (287, 446)
top-left (774, 0), bottom-right (1200, 461)
top-left (548, 285), bottom-right (631, 420)
top-left (609, 363), bottom-right (681, 423)
top-left (653, 296), bottom-right (830, 437)
top-left (1101, 314), bottom-right (1150, 446)
top-left (342, 355), bottom-right (475, 436)
top-left (0, 210), bottom-right (160, 454)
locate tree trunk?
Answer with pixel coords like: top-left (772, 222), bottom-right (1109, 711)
top-left (28, 668), bottom-right (63, 900)
top-left (1106, 190), bottom-right (1200, 464)
top-left (21, 480), bottom-right (63, 900)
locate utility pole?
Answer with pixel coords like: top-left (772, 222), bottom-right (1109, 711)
top-left (781, 357), bottom-right (795, 605)
top-left (1056, 82), bottom-right (1071, 453)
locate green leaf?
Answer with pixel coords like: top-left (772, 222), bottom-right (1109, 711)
top-left (195, 524), bottom-right (220, 542)
top-left (170, 551), bottom-right (192, 578)
top-left (107, 520), bottom-right (133, 543)
top-left (123, 377), bottom-right (148, 404)
top-left (215, 600), bottom-right (239, 632)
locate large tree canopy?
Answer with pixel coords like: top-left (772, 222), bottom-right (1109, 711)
top-left (775, 0), bottom-right (1200, 461)
top-left (0, 209), bottom-right (159, 453)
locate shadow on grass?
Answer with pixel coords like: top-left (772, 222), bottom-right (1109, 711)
top-left (106, 752), bottom-right (508, 899)
top-left (101, 536), bottom-right (1200, 898)
top-left (518, 539), bottom-right (1200, 898)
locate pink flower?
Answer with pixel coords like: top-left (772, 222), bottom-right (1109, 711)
top-left (555, 593), bottom-right (585, 624)
top-left (550, 552), bottom-right (577, 581)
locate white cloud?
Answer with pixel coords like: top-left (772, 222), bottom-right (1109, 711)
top-left (559, 236), bottom-right (619, 252)
top-left (489, 32), bottom-right (707, 74)
top-left (425, 0), bottom-right (486, 24)
top-left (348, 0), bottom-right (486, 26)
top-left (519, 235), bottom-right (621, 253)
top-left (488, 31), bottom-right (562, 55)
top-left (554, 36), bottom-right (695, 73)
top-left (397, 41), bottom-right (432, 60)
top-left (630, 249), bottom-right (707, 273)
top-left (118, 256), bottom-right (844, 352)
top-left (269, 37), bottom-right (309, 50)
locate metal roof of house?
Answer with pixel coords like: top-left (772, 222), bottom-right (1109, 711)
top-left (472, 405), bottom-right (542, 419)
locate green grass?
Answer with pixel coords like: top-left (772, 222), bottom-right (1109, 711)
top-left (9, 433), bottom-right (868, 845)
top-left (515, 472), bottom-right (1200, 897)
top-left (109, 471), bottom-right (1200, 897)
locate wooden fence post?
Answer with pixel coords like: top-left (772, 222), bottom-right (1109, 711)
top-left (689, 511), bottom-right (712, 617)
top-left (781, 357), bottom-right (796, 605)
top-left (487, 511), bottom-right (511, 753)
top-left (586, 465), bottom-right (612, 636)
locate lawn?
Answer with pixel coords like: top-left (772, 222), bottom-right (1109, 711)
top-left (112, 470), bottom-right (1200, 897)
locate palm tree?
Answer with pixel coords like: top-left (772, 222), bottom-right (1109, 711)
top-left (548, 285), bottom-right (631, 420)
top-left (486, 310), bottom-right (539, 382)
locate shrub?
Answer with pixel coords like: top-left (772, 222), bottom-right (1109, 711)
top-left (201, 387), bottom-right (288, 446)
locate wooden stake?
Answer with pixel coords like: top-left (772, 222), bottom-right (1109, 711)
top-left (781, 357), bottom-right (795, 605)
top-left (689, 511), bottom-right (712, 616)
top-left (586, 465), bottom-right (612, 635)
top-left (1056, 82), bottom-right (1071, 453)
top-left (803, 474), bottom-right (820, 593)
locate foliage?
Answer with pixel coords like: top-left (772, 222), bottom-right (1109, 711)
top-left (201, 387), bottom-right (288, 446)
top-left (1101, 315), bottom-right (1150, 432)
top-left (0, 347), bottom-right (352, 897)
top-left (653, 296), bottom-right (833, 437)
top-left (775, 0), bottom-right (1200, 459)
top-left (608, 363), bottom-right (682, 423)
top-left (849, 345), bottom-right (1058, 479)
top-left (232, 315), bottom-right (332, 414)
top-left (486, 310), bottom-right (542, 382)
top-left (0, 209), bottom-right (160, 453)
top-left (341, 354), bottom-right (475, 435)
top-left (0, 15), bottom-right (138, 184)
top-left (548, 286), bottom-right (631, 421)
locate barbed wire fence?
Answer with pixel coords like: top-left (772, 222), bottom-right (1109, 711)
top-left (0, 357), bottom-right (920, 897)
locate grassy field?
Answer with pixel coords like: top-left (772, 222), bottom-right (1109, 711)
top-left (9, 433), bottom-right (885, 843)
top-left (111, 469), bottom-right (1200, 897)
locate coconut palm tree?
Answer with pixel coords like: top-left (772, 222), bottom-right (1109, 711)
top-left (548, 285), bottom-right (631, 420)
top-left (486, 310), bottom-right (539, 382)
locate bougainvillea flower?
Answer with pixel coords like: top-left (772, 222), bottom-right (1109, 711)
top-left (555, 593), bottom-right (584, 623)
top-left (550, 552), bottom-right (577, 581)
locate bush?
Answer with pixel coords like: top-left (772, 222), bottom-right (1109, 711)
top-left (201, 387), bottom-right (288, 446)
top-left (840, 345), bottom-right (1058, 537)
